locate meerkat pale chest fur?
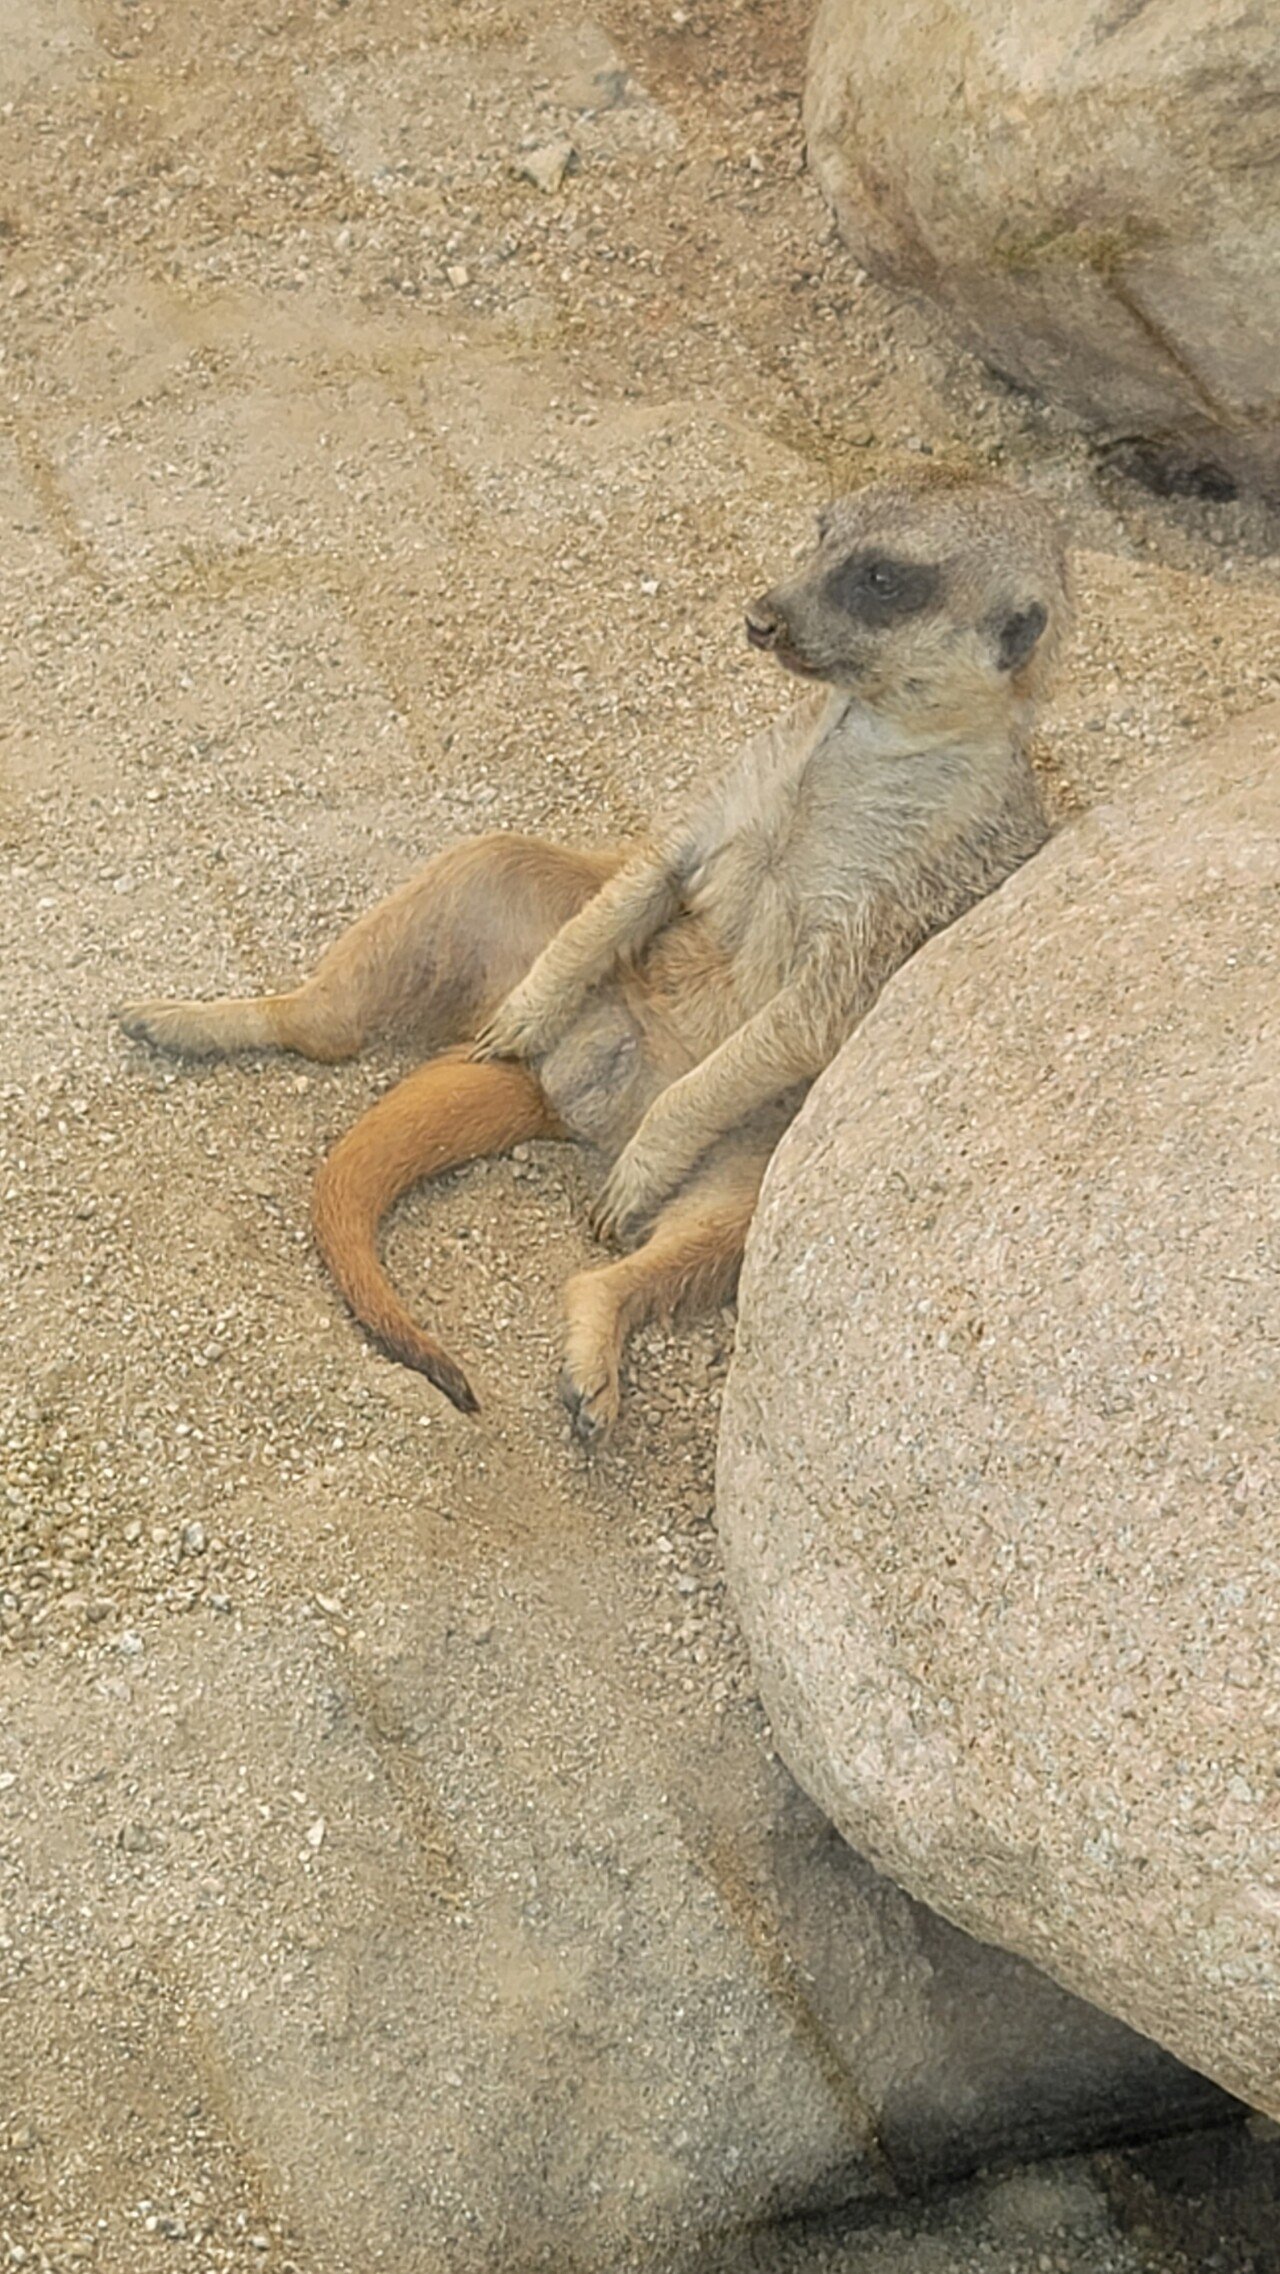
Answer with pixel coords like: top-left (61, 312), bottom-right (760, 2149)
top-left (120, 472), bottom-right (1070, 1437)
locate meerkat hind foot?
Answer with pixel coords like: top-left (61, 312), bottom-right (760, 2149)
top-left (558, 1362), bottom-right (621, 1448)
top-left (118, 997), bottom-right (270, 1058)
top-left (560, 1162), bottom-right (759, 1443)
top-left (560, 1270), bottom-right (626, 1445)
top-left (119, 992), bottom-right (360, 1062)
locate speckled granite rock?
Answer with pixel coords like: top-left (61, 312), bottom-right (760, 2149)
top-left (719, 704), bottom-right (1280, 2117)
top-left (804, 0), bottom-right (1280, 495)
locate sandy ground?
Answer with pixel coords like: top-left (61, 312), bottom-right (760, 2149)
top-left (2, 0), bottom-right (1279, 2268)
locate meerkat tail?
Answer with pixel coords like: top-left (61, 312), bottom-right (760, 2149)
top-left (311, 1053), bottom-right (561, 1413)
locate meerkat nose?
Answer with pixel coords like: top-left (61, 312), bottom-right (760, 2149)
top-left (745, 598), bottom-right (783, 650)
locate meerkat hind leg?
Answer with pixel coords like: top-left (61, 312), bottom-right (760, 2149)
top-left (120, 835), bottom-right (620, 1062)
top-left (118, 990), bottom-right (354, 1062)
top-left (560, 1148), bottom-right (767, 1445)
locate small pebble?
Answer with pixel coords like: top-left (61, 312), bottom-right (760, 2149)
top-left (517, 140), bottom-right (576, 195)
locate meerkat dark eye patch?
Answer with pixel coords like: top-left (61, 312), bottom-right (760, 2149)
top-left (823, 551), bottom-right (940, 627)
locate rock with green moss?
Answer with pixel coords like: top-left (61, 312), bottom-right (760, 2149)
top-left (805, 0), bottom-right (1280, 496)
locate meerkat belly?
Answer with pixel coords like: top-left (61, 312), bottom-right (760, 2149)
top-left (536, 1002), bottom-right (646, 1153)
top-left (536, 887), bottom-right (795, 1158)
top-left (537, 937), bottom-right (727, 1156)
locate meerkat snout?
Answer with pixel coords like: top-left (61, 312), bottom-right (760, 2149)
top-left (744, 598), bottom-right (783, 650)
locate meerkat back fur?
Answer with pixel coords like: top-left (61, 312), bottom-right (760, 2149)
top-left (121, 473), bottom-right (1070, 1438)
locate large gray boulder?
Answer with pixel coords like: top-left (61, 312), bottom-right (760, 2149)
top-left (804, 0), bottom-right (1280, 494)
top-left (719, 705), bottom-right (1280, 2119)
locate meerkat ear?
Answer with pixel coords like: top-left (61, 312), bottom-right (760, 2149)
top-left (815, 505), bottom-right (834, 540)
top-left (994, 600), bottom-right (1048, 672)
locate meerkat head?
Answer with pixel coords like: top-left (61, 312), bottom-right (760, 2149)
top-left (745, 475), bottom-right (1070, 737)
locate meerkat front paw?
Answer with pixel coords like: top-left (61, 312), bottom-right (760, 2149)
top-left (590, 1146), bottom-right (670, 1245)
top-left (471, 983), bottom-right (561, 1064)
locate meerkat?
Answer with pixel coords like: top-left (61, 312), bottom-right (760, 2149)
top-left (120, 473), bottom-right (1069, 1439)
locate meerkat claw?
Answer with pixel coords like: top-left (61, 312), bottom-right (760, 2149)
top-left (589, 1194), bottom-right (629, 1246)
top-left (558, 1366), bottom-right (618, 1448)
top-left (471, 1008), bottom-right (536, 1063)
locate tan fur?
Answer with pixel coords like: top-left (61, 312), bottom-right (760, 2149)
top-left (120, 474), bottom-right (1071, 1437)
top-left (310, 1052), bottom-right (562, 1413)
